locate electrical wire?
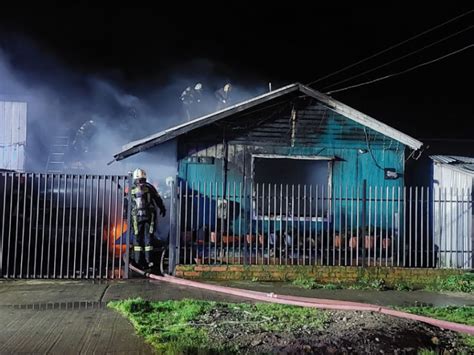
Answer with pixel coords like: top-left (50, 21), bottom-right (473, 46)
top-left (325, 44), bottom-right (474, 95)
top-left (322, 25), bottom-right (474, 91)
top-left (363, 127), bottom-right (385, 171)
top-left (305, 8), bottom-right (474, 87)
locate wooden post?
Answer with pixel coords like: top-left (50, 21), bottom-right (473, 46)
top-left (168, 178), bottom-right (178, 275)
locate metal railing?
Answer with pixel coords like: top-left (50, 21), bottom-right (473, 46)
top-left (171, 181), bottom-right (473, 269)
top-left (0, 172), bottom-right (131, 279)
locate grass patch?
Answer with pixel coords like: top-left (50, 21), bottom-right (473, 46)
top-left (108, 298), bottom-right (327, 354)
top-left (291, 276), bottom-right (319, 289)
top-left (401, 306), bottom-right (474, 326)
top-left (291, 273), bottom-right (474, 293)
top-left (108, 298), bottom-right (215, 353)
top-left (393, 281), bottom-right (414, 291)
top-left (348, 277), bottom-right (387, 291)
top-left (400, 305), bottom-right (474, 350)
top-left (425, 273), bottom-right (474, 293)
top-left (291, 276), bottom-right (342, 290)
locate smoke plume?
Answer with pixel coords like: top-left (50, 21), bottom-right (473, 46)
top-left (0, 36), bottom-right (267, 182)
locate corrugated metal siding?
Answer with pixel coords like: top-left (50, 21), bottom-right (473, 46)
top-left (433, 163), bottom-right (473, 268)
top-left (0, 101), bottom-right (27, 171)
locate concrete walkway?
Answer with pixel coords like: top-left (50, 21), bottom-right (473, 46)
top-left (0, 278), bottom-right (473, 354)
top-left (209, 280), bottom-right (474, 307)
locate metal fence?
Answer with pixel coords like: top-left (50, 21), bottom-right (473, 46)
top-left (171, 181), bottom-right (473, 269)
top-left (0, 172), bottom-right (131, 279)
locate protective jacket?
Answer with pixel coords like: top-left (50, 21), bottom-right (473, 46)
top-left (130, 181), bottom-right (166, 268)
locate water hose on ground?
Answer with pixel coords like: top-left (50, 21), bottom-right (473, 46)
top-left (129, 264), bottom-right (474, 336)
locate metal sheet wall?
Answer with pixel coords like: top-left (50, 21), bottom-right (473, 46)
top-left (433, 164), bottom-right (474, 268)
top-left (0, 101), bottom-right (27, 171)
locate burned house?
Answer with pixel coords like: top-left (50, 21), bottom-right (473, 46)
top-left (114, 83), bottom-right (467, 269)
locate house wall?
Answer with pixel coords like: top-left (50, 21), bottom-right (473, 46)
top-left (178, 107), bottom-right (406, 190)
top-left (175, 103), bottom-right (407, 235)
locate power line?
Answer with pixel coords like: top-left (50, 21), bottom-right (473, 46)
top-left (322, 24), bottom-right (474, 91)
top-left (325, 44), bottom-right (473, 95)
top-left (306, 8), bottom-right (474, 87)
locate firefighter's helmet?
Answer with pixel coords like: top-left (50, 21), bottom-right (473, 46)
top-left (132, 168), bottom-right (147, 181)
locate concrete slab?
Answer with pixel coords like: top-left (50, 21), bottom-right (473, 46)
top-left (0, 306), bottom-right (153, 354)
top-left (103, 278), bottom-right (253, 304)
top-left (0, 280), bottom-right (108, 305)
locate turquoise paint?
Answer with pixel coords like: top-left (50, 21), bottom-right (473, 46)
top-left (177, 108), bottom-right (408, 236)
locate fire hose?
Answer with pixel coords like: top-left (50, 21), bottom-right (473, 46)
top-left (128, 263), bottom-right (474, 336)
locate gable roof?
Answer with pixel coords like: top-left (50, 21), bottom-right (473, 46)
top-left (113, 83), bottom-right (423, 162)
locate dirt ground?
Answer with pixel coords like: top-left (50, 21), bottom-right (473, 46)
top-left (199, 307), bottom-right (471, 354)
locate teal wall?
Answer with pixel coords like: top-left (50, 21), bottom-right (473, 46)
top-left (176, 108), bottom-right (407, 235)
top-left (178, 146), bottom-right (405, 190)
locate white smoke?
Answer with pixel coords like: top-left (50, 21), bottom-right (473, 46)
top-left (0, 37), bottom-right (267, 180)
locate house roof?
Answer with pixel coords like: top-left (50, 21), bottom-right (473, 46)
top-left (113, 83), bottom-right (423, 162)
top-left (430, 155), bottom-right (474, 176)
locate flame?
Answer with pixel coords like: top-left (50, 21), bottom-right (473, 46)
top-left (104, 219), bottom-right (128, 257)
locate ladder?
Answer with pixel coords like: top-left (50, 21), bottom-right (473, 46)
top-left (46, 136), bottom-right (70, 173)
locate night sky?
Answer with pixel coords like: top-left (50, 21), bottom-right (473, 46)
top-left (0, 4), bottom-right (473, 154)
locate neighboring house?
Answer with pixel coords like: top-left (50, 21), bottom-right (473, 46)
top-left (431, 155), bottom-right (473, 269)
top-left (0, 100), bottom-right (27, 171)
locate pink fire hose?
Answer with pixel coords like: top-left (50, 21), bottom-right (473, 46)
top-left (129, 264), bottom-right (474, 336)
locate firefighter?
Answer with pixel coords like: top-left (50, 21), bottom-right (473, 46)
top-left (215, 82), bottom-right (232, 110)
top-left (72, 119), bottom-right (98, 154)
top-left (180, 83), bottom-right (204, 120)
top-left (130, 168), bottom-right (166, 269)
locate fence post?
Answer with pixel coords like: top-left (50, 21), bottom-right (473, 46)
top-left (243, 178), bottom-right (248, 265)
top-left (168, 178), bottom-right (177, 275)
top-left (361, 179), bottom-right (367, 267)
top-left (471, 189), bottom-right (474, 270)
top-left (123, 173), bottom-right (133, 279)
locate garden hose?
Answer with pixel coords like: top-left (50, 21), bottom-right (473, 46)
top-left (128, 263), bottom-right (474, 336)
